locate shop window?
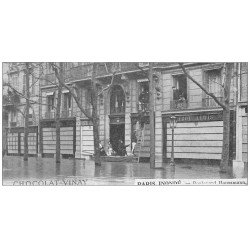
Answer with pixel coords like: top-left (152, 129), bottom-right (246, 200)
top-left (110, 85), bottom-right (125, 114)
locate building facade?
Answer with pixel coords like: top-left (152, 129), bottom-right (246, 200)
top-left (3, 63), bottom-right (40, 156)
top-left (3, 62), bottom-right (248, 167)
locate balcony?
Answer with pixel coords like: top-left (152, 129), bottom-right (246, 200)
top-left (61, 109), bottom-right (75, 118)
top-left (170, 99), bottom-right (188, 110)
top-left (43, 63), bottom-right (175, 86)
top-left (67, 64), bottom-right (93, 81)
top-left (44, 111), bottom-right (55, 119)
top-left (43, 109), bottom-right (77, 120)
top-left (110, 106), bottom-right (125, 115)
top-left (202, 97), bottom-right (223, 108)
top-left (137, 103), bottom-right (150, 112)
top-left (10, 122), bottom-right (17, 127)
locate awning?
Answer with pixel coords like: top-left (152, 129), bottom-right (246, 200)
top-left (46, 92), bottom-right (54, 96)
top-left (137, 78), bottom-right (149, 83)
top-left (62, 90), bottom-right (70, 93)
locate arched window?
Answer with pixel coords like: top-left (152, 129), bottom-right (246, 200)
top-left (110, 85), bottom-right (125, 114)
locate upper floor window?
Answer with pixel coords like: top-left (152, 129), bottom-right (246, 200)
top-left (9, 111), bottom-right (17, 127)
top-left (138, 80), bottom-right (149, 112)
top-left (47, 94), bottom-right (55, 113)
top-left (23, 74), bottom-right (33, 95)
top-left (31, 76), bottom-right (35, 95)
top-left (110, 85), bottom-right (125, 114)
top-left (10, 111), bottom-right (17, 122)
top-left (11, 73), bottom-right (19, 91)
top-left (171, 74), bottom-right (187, 109)
top-left (45, 63), bottom-right (53, 74)
top-left (84, 88), bottom-right (93, 117)
top-left (63, 92), bottom-right (72, 111)
top-left (204, 68), bottom-right (222, 97)
top-left (203, 68), bottom-right (222, 107)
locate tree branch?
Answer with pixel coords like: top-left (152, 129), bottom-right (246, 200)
top-left (179, 63), bottom-right (227, 109)
top-left (97, 71), bottom-right (116, 96)
top-left (51, 63), bottom-right (92, 120)
top-left (134, 63), bottom-right (150, 81)
top-left (3, 82), bottom-right (57, 110)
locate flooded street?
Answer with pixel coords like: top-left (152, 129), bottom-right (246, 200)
top-left (2, 156), bottom-right (236, 185)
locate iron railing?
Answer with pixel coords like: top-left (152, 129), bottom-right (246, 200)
top-left (10, 122), bottom-right (17, 127)
top-left (137, 103), bottom-right (150, 112)
top-left (110, 106), bottom-right (125, 115)
top-left (42, 62), bottom-right (175, 86)
top-left (61, 109), bottom-right (75, 118)
top-left (202, 97), bottom-right (223, 108)
top-left (44, 111), bottom-right (55, 119)
top-left (43, 109), bottom-right (77, 119)
top-left (170, 99), bottom-right (188, 110)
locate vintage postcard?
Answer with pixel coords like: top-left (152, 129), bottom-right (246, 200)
top-left (2, 62), bottom-right (248, 185)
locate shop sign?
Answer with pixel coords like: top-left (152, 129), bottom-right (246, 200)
top-left (165, 111), bottom-right (223, 123)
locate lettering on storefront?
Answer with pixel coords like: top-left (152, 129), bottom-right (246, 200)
top-left (81, 120), bottom-right (93, 126)
top-left (164, 111), bottom-right (223, 123)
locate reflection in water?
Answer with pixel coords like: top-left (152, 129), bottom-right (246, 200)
top-left (111, 164), bottom-right (127, 177)
top-left (153, 169), bottom-right (168, 179)
top-left (94, 166), bottom-right (102, 178)
top-left (169, 165), bottom-right (176, 179)
top-left (56, 163), bottom-right (61, 176)
top-left (23, 160), bottom-right (29, 178)
top-left (35, 158), bottom-right (44, 179)
top-left (72, 159), bottom-right (76, 176)
top-left (219, 170), bottom-right (233, 179)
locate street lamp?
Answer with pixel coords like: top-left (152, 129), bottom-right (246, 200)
top-left (170, 115), bottom-right (177, 167)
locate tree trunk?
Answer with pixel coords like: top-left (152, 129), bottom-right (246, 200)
top-left (91, 63), bottom-right (101, 166)
top-left (220, 63), bottom-right (234, 172)
top-left (55, 63), bottom-right (63, 163)
top-left (23, 63), bottom-right (30, 161)
top-left (149, 62), bottom-right (155, 168)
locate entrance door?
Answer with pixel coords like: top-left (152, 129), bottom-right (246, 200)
top-left (109, 124), bottom-right (125, 154)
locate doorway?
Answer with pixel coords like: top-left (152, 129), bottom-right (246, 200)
top-left (109, 124), bottom-right (125, 154)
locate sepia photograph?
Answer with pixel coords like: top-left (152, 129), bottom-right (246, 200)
top-left (2, 62), bottom-right (248, 185)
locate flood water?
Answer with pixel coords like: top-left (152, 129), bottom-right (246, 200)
top-left (2, 156), bottom-right (234, 185)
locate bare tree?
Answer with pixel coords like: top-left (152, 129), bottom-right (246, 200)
top-left (23, 63), bottom-right (30, 161)
top-left (52, 62), bottom-right (116, 166)
top-left (179, 63), bottom-right (234, 173)
top-left (149, 62), bottom-right (155, 168)
top-left (90, 63), bottom-right (101, 166)
top-left (52, 63), bottom-right (63, 163)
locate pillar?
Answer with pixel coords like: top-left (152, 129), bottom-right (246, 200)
top-left (233, 106), bottom-right (244, 177)
top-left (75, 116), bottom-right (81, 158)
